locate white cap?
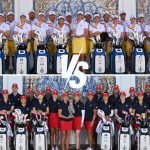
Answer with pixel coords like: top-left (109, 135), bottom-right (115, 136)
top-left (49, 11), bottom-right (56, 15)
top-left (7, 11), bottom-right (14, 16)
top-left (29, 10), bottom-right (35, 14)
top-left (77, 11), bottom-right (84, 15)
top-left (58, 15), bottom-right (64, 19)
top-left (20, 13), bottom-right (26, 17)
top-left (38, 12), bottom-right (45, 16)
top-left (130, 15), bottom-right (136, 19)
top-left (103, 11), bottom-right (110, 16)
top-left (66, 12), bottom-right (72, 16)
top-left (94, 13), bottom-right (99, 18)
top-left (0, 13), bottom-right (5, 17)
top-left (112, 15), bottom-right (118, 19)
top-left (85, 12), bottom-right (91, 16)
top-left (120, 11), bottom-right (126, 15)
top-left (138, 14), bottom-right (144, 18)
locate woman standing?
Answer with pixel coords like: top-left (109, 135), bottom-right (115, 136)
top-left (58, 92), bottom-right (73, 150)
top-left (48, 90), bottom-right (60, 150)
top-left (85, 90), bottom-right (98, 150)
top-left (73, 92), bottom-right (85, 150)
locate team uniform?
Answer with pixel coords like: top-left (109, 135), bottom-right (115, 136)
top-left (84, 100), bottom-right (98, 130)
top-left (9, 92), bottom-right (22, 107)
top-left (0, 98), bottom-right (15, 111)
top-left (125, 23), bottom-right (142, 56)
top-left (144, 93), bottom-right (150, 107)
top-left (109, 94), bottom-right (120, 108)
top-left (48, 98), bottom-right (61, 128)
top-left (58, 101), bottom-right (73, 131)
top-left (93, 93), bottom-right (103, 106)
top-left (6, 20), bottom-right (18, 56)
top-left (73, 101), bottom-right (85, 130)
top-left (71, 19), bottom-right (88, 54)
top-left (14, 23), bottom-right (31, 52)
top-left (27, 96), bottom-right (37, 108)
top-left (126, 96), bottom-right (138, 107)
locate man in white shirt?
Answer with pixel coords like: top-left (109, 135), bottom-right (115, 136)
top-left (138, 14), bottom-right (146, 32)
top-left (101, 12), bottom-right (111, 32)
top-left (27, 10), bottom-right (38, 25)
top-left (71, 11), bottom-right (88, 61)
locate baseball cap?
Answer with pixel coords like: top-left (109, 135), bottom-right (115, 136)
top-left (85, 12), bottom-right (91, 16)
top-left (12, 83), bottom-right (18, 88)
top-left (66, 12), bottom-right (72, 16)
top-left (52, 90), bottom-right (58, 95)
top-left (58, 15), bottom-right (64, 20)
top-left (29, 10), bottom-right (35, 14)
top-left (21, 95), bottom-right (27, 100)
top-left (103, 92), bottom-right (109, 97)
top-left (74, 92), bottom-right (80, 97)
top-left (120, 91), bottom-right (126, 96)
top-left (28, 88), bottom-right (34, 93)
top-left (145, 84), bottom-right (150, 88)
top-left (120, 11), bottom-right (126, 15)
top-left (137, 91), bottom-right (144, 97)
top-left (37, 91), bottom-right (44, 96)
top-left (2, 89), bottom-right (9, 95)
top-left (7, 11), bottom-right (14, 16)
top-left (130, 15), bottom-right (136, 19)
top-left (138, 14), bottom-right (144, 18)
top-left (112, 15), bottom-right (118, 19)
top-left (113, 85), bottom-right (119, 90)
top-left (38, 12), bottom-right (44, 16)
top-left (62, 92), bottom-right (69, 97)
top-left (46, 87), bottom-right (51, 92)
top-left (129, 87), bottom-right (135, 93)
top-left (94, 13), bottom-right (99, 18)
top-left (0, 13), bottom-right (5, 17)
top-left (77, 11), bottom-right (84, 15)
top-left (49, 11), bottom-right (56, 15)
top-left (87, 91), bottom-right (94, 96)
top-left (20, 13), bottom-right (26, 17)
top-left (96, 85), bottom-right (102, 90)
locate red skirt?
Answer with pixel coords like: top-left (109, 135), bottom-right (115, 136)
top-left (73, 116), bottom-right (82, 130)
top-left (60, 120), bottom-right (73, 131)
top-left (85, 121), bottom-right (97, 131)
top-left (48, 113), bottom-right (60, 128)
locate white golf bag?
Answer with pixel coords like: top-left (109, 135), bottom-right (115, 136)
top-left (0, 111), bottom-right (13, 150)
top-left (110, 32), bottom-right (125, 74)
top-left (12, 109), bottom-right (29, 150)
top-left (52, 33), bottom-right (68, 74)
top-left (129, 32), bottom-right (146, 73)
top-left (96, 110), bottom-right (114, 150)
top-left (91, 35), bottom-right (106, 74)
top-left (136, 113), bottom-right (150, 150)
top-left (117, 112), bottom-right (133, 150)
top-left (31, 112), bottom-right (48, 150)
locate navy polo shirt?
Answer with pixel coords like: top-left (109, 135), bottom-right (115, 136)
top-left (126, 96), bottom-right (138, 107)
top-left (115, 101), bottom-right (132, 119)
top-left (58, 101), bottom-right (70, 117)
top-left (99, 101), bottom-right (113, 116)
top-left (0, 99), bottom-right (15, 111)
top-left (16, 104), bottom-right (31, 118)
top-left (48, 99), bottom-right (61, 113)
top-left (144, 93), bottom-right (150, 107)
top-left (73, 101), bottom-right (85, 117)
top-left (85, 100), bottom-right (98, 121)
top-left (93, 93), bottom-right (103, 106)
top-left (133, 102), bottom-right (149, 115)
top-left (27, 96), bottom-right (37, 108)
top-left (33, 99), bottom-right (48, 112)
top-left (9, 92), bottom-right (22, 107)
top-left (109, 94), bottom-right (120, 107)
top-left (44, 94), bottom-right (52, 101)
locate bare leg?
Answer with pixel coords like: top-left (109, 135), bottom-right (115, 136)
top-left (55, 128), bottom-right (59, 148)
top-left (50, 128), bottom-right (55, 147)
top-left (61, 131), bottom-right (66, 150)
top-left (87, 130), bottom-right (93, 148)
top-left (66, 130), bottom-right (71, 150)
top-left (75, 130), bottom-right (80, 149)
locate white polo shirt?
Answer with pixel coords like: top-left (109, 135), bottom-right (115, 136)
top-left (107, 23), bottom-right (124, 33)
top-left (144, 24), bottom-right (150, 32)
top-left (71, 19), bottom-right (88, 36)
top-left (6, 20), bottom-right (18, 40)
top-left (125, 23), bottom-right (142, 33)
top-left (32, 22), bottom-right (49, 41)
top-left (119, 20), bottom-right (130, 31)
top-left (46, 20), bottom-right (57, 36)
top-left (53, 24), bottom-right (70, 36)
top-left (90, 22), bottom-right (105, 33)
top-left (26, 18), bottom-right (38, 25)
top-left (0, 22), bottom-right (10, 39)
top-left (14, 23), bottom-right (31, 39)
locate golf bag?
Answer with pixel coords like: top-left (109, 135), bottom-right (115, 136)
top-left (52, 33), bottom-right (68, 74)
top-left (96, 110), bottom-right (114, 150)
top-left (31, 112), bottom-right (48, 150)
top-left (117, 111), bottom-right (133, 150)
top-left (129, 32), bottom-right (146, 73)
top-left (34, 31), bottom-right (50, 74)
top-left (110, 32), bottom-right (125, 74)
top-left (136, 112), bottom-right (150, 150)
top-left (12, 109), bottom-right (29, 150)
top-left (0, 33), bottom-right (6, 74)
top-left (0, 111), bottom-right (13, 150)
top-left (13, 33), bottom-right (29, 74)
top-left (91, 35), bottom-right (106, 74)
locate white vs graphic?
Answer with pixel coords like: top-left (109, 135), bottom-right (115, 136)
top-left (61, 55), bottom-right (89, 88)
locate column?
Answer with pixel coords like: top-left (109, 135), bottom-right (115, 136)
top-left (118, 0), bottom-right (136, 20)
top-left (14, 0), bottom-right (33, 21)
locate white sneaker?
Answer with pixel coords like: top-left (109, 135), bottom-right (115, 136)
top-left (86, 147), bottom-right (93, 150)
top-left (51, 147), bottom-right (55, 150)
top-left (55, 147), bottom-right (59, 150)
